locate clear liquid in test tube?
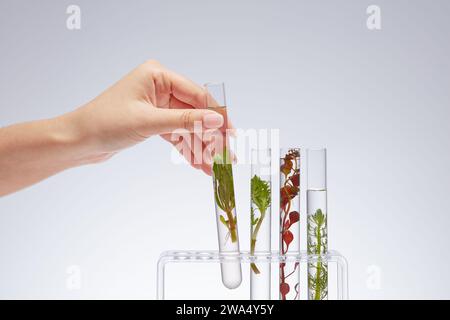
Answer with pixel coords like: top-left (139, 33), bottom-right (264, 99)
top-left (205, 82), bottom-right (242, 289)
top-left (307, 148), bottom-right (328, 300)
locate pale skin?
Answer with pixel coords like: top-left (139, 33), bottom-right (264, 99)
top-left (0, 60), bottom-right (232, 197)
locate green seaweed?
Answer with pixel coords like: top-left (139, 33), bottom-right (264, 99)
top-left (307, 209), bottom-right (328, 300)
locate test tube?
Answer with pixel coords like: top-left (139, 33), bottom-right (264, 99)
top-left (205, 82), bottom-right (242, 289)
top-left (279, 148), bottom-right (301, 300)
top-left (250, 148), bottom-right (271, 300)
top-left (307, 148), bottom-right (328, 300)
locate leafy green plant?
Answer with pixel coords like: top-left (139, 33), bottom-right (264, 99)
top-left (213, 148), bottom-right (238, 243)
top-left (250, 174), bottom-right (271, 274)
top-left (307, 208), bottom-right (328, 300)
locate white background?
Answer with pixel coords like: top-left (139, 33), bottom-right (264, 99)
top-left (1, 0), bottom-right (449, 299)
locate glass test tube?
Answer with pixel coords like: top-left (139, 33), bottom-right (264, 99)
top-left (205, 83), bottom-right (242, 289)
top-left (307, 148), bottom-right (328, 300)
top-left (279, 148), bottom-right (301, 300)
top-left (250, 148), bottom-right (271, 300)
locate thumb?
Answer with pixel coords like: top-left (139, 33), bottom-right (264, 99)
top-left (152, 108), bottom-right (224, 134)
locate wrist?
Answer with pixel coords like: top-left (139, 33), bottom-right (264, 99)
top-left (54, 107), bottom-right (114, 167)
top-left (50, 110), bottom-right (104, 167)
top-left (45, 114), bottom-right (83, 167)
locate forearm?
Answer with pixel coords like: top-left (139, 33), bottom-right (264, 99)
top-left (0, 61), bottom-right (225, 197)
top-left (0, 114), bottom-right (85, 196)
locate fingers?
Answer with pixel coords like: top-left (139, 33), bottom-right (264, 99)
top-left (168, 96), bottom-right (194, 110)
top-left (170, 96), bottom-right (236, 135)
top-left (165, 69), bottom-right (207, 109)
top-left (161, 130), bottom-right (237, 176)
top-left (161, 133), bottom-right (213, 175)
top-left (140, 60), bottom-right (206, 109)
top-left (141, 60), bottom-right (238, 175)
top-left (153, 108), bottom-right (223, 135)
top-left (141, 60), bottom-right (236, 132)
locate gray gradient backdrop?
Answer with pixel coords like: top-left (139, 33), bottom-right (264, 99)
top-left (1, 0), bottom-right (449, 299)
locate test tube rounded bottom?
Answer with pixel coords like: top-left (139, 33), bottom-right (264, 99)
top-left (250, 264), bottom-right (271, 299)
top-left (221, 259), bottom-right (242, 289)
top-left (215, 207), bottom-right (242, 290)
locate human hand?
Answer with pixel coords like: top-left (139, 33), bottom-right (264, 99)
top-left (65, 60), bottom-right (231, 174)
top-left (0, 60), bottom-right (232, 196)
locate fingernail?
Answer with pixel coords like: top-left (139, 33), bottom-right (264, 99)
top-left (203, 113), bottom-right (224, 128)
